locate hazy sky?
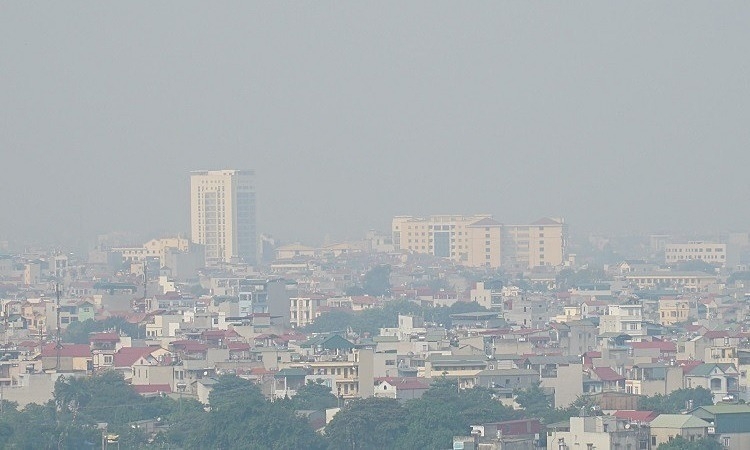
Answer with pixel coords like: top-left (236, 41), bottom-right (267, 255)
top-left (2, 3), bottom-right (749, 247)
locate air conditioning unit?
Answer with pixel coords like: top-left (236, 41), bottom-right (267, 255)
top-left (707, 426), bottom-right (715, 434)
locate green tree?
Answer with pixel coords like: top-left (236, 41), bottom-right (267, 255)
top-left (515, 382), bottom-right (553, 415)
top-left (657, 435), bottom-right (723, 450)
top-left (555, 268), bottom-right (607, 291)
top-left (395, 379), bottom-right (517, 449)
top-left (284, 380), bottom-right (338, 411)
top-left (184, 375), bottom-right (325, 450)
top-left (728, 271), bottom-right (750, 284)
top-left (304, 309), bottom-right (356, 333)
top-left (514, 384), bottom-right (600, 425)
top-left (362, 264), bottom-right (391, 297)
top-left (639, 387), bottom-right (713, 414)
top-left (53, 370), bottom-right (176, 448)
top-left (63, 317), bottom-right (144, 343)
top-left (426, 301), bottom-right (489, 329)
top-left (326, 397), bottom-right (407, 450)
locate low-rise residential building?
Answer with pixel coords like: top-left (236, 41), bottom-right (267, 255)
top-left (424, 354), bottom-right (488, 389)
top-left (290, 294), bottom-right (326, 328)
top-left (690, 404), bottom-right (750, 450)
top-left (685, 363), bottom-right (740, 403)
top-left (523, 355), bottom-right (583, 407)
top-left (373, 376), bottom-right (430, 402)
top-left (658, 296), bottom-right (694, 326)
top-left (599, 303), bottom-right (645, 337)
top-left (548, 416), bottom-right (649, 450)
top-left (648, 414), bottom-right (710, 448)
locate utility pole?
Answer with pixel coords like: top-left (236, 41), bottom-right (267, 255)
top-left (143, 260), bottom-right (147, 300)
top-left (56, 283), bottom-right (62, 371)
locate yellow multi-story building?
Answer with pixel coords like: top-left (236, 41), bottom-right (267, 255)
top-left (392, 215), bottom-right (502, 268)
top-left (501, 217), bottom-right (566, 269)
top-left (658, 296), bottom-right (694, 326)
top-left (113, 237), bottom-right (190, 267)
top-left (392, 215), bottom-right (565, 269)
top-left (289, 349), bottom-right (374, 399)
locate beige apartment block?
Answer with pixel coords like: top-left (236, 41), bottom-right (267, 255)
top-left (658, 297), bottom-right (695, 326)
top-left (392, 215), bottom-right (502, 268)
top-left (625, 272), bottom-right (717, 292)
top-left (392, 215), bottom-right (565, 269)
top-left (290, 294), bottom-right (326, 328)
top-left (113, 237), bottom-right (190, 266)
top-left (501, 217), bottom-right (566, 269)
top-left (665, 241), bottom-right (726, 266)
top-left (190, 170), bottom-right (256, 265)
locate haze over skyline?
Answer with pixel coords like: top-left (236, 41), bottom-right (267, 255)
top-left (2, 3), bottom-right (749, 247)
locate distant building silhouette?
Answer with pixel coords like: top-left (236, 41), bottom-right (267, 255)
top-left (391, 215), bottom-right (566, 269)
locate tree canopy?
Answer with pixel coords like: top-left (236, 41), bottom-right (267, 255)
top-left (394, 379), bottom-right (518, 449)
top-left (326, 397), bottom-right (407, 450)
top-left (283, 380), bottom-right (338, 411)
top-left (657, 435), bottom-right (723, 450)
top-left (304, 299), bottom-right (489, 335)
top-left (638, 387), bottom-right (714, 414)
top-left (63, 316), bottom-right (144, 343)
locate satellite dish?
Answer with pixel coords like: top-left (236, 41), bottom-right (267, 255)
top-left (625, 423), bottom-right (631, 429)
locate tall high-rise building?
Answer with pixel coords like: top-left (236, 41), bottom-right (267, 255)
top-left (190, 170), bottom-right (256, 265)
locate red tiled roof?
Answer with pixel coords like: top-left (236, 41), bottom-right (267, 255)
top-left (133, 384), bottom-right (171, 395)
top-left (170, 340), bottom-right (209, 352)
top-left (202, 329), bottom-right (227, 338)
top-left (592, 367), bottom-right (625, 382)
top-left (113, 346), bottom-right (157, 367)
top-left (702, 330), bottom-right (740, 339)
top-left (90, 332), bottom-right (120, 342)
top-left (41, 343), bottom-right (91, 358)
top-left (228, 342), bottom-right (250, 351)
top-left (375, 377), bottom-right (430, 390)
top-left (515, 328), bottom-right (547, 336)
top-left (677, 360), bottom-right (704, 374)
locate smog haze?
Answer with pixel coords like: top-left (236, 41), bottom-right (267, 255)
top-left (2, 2), bottom-right (749, 246)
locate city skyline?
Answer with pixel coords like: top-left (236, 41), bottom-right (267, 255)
top-left (2, 3), bottom-right (750, 246)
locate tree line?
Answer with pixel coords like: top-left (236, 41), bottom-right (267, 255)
top-left (0, 372), bottom-right (719, 449)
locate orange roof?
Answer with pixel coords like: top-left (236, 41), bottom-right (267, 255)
top-left (41, 343), bottom-right (91, 358)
